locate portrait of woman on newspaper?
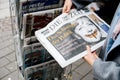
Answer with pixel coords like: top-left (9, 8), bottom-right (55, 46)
top-left (73, 16), bottom-right (105, 45)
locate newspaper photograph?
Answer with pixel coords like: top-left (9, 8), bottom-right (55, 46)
top-left (35, 9), bottom-right (110, 68)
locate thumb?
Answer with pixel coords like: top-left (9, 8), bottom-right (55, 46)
top-left (86, 45), bottom-right (91, 53)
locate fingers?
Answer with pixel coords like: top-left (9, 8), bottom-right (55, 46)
top-left (62, 0), bottom-right (72, 13)
top-left (86, 45), bottom-right (98, 58)
top-left (86, 45), bottom-right (91, 54)
top-left (66, 6), bottom-right (71, 13)
top-left (93, 52), bottom-right (98, 58)
top-left (83, 45), bottom-right (98, 66)
top-left (84, 45), bottom-right (91, 59)
top-left (62, 6), bottom-right (68, 13)
top-left (63, 5), bottom-right (71, 13)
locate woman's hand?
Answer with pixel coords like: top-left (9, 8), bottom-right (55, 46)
top-left (62, 0), bottom-right (72, 13)
top-left (84, 45), bottom-right (98, 66)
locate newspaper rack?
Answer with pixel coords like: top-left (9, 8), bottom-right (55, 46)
top-left (24, 60), bottom-right (64, 80)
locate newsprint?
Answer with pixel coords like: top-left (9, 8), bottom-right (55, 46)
top-left (35, 9), bottom-right (110, 68)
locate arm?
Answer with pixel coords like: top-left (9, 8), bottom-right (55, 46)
top-left (93, 58), bottom-right (120, 80)
top-left (84, 46), bottom-right (120, 80)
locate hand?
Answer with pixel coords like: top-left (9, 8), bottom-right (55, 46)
top-left (62, 0), bottom-right (72, 13)
top-left (83, 45), bottom-right (98, 66)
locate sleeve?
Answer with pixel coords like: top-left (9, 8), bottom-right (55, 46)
top-left (72, 0), bottom-right (95, 10)
top-left (93, 58), bottom-right (120, 80)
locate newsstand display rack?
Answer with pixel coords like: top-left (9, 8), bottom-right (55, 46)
top-left (9, 0), bottom-right (67, 80)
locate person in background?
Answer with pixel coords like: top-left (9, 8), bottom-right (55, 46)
top-left (63, 0), bottom-right (120, 80)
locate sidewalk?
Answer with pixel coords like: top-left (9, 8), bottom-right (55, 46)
top-left (0, 0), bottom-right (21, 80)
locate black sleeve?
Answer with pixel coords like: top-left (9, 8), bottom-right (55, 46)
top-left (96, 0), bottom-right (119, 24)
top-left (72, 0), bottom-right (96, 10)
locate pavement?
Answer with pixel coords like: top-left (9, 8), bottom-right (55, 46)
top-left (0, 0), bottom-right (94, 80)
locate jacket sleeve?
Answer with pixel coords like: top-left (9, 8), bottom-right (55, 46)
top-left (93, 58), bottom-right (120, 80)
top-left (72, 0), bottom-right (95, 10)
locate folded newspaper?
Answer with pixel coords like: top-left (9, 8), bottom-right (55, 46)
top-left (35, 9), bottom-right (110, 68)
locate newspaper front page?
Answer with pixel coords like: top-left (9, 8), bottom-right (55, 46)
top-left (35, 9), bottom-right (110, 68)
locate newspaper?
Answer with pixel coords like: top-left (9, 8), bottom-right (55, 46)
top-left (19, 0), bottom-right (63, 37)
top-left (35, 9), bottom-right (110, 68)
top-left (22, 8), bottom-right (62, 39)
top-left (23, 43), bottom-right (53, 68)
